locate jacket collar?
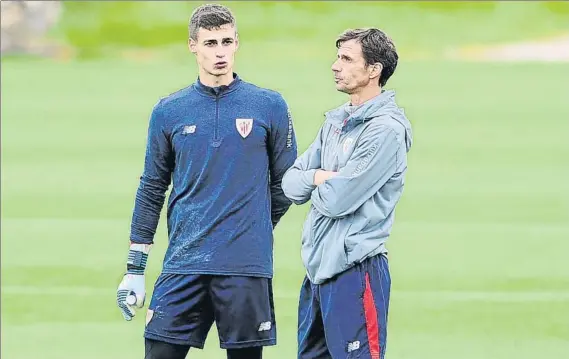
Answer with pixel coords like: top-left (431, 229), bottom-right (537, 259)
top-left (193, 72), bottom-right (242, 97)
top-left (325, 90), bottom-right (396, 132)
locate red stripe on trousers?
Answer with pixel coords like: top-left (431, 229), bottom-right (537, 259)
top-left (363, 272), bottom-right (381, 359)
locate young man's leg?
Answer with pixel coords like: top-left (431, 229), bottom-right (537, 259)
top-left (320, 254), bottom-right (391, 359)
top-left (144, 273), bottom-right (215, 350)
top-left (209, 275), bottom-right (277, 358)
top-left (226, 347), bottom-right (262, 359)
top-left (297, 275), bottom-right (331, 359)
top-left (144, 338), bottom-right (190, 359)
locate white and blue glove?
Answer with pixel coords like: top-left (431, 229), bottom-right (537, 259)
top-left (116, 243), bottom-right (151, 321)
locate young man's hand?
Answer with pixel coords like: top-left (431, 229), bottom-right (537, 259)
top-left (313, 169), bottom-right (338, 186)
top-left (117, 274), bottom-right (146, 321)
top-left (116, 243), bottom-right (151, 321)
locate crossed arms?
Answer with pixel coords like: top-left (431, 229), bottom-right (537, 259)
top-left (281, 124), bottom-right (400, 218)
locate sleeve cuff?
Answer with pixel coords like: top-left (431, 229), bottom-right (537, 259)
top-left (302, 169), bottom-right (318, 188)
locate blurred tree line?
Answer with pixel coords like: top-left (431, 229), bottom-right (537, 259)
top-left (3, 1), bottom-right (568, 59)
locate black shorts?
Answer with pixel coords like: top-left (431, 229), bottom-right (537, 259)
top-left (144, 273), bottom-right (276, 349)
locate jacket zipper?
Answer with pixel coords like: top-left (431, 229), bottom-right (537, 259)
top-left (212, 93), bottom-right (221, 147)
top-left (331, 118), bottom-right (349, 171)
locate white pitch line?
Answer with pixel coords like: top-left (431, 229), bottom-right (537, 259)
top-left (391, 290), bottom-right (569, 302)
top-left (2, 286), bottom-right (569, 302)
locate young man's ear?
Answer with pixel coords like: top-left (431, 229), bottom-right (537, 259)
top-left (188, 38), bottom-right (197, 54)
top-left (234, 33), bottom-right (240, 51)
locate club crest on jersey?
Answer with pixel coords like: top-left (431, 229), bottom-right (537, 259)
top-left (343, 137), bottom-right (354, 153)
top-left (236, 118), bottom-right (253, 138)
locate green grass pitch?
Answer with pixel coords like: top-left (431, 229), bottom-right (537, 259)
top-left (2, 4), bottom-right (569, 357)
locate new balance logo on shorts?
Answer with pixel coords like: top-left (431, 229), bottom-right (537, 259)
top-left (347, 340), bottom-right (360, 353)
top-left (258, 321), bottom-right (272, 331)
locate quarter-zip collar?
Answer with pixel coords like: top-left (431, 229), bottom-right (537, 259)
top-left (193, 72), bottom-right (243, 98)
top-left (325, 89), bottom-right (413, 151)
top-left (325, 89), bottom-right (397, 133)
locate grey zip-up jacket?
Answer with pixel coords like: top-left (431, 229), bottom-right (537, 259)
top-left (281, 90), bottom-right (412, 284)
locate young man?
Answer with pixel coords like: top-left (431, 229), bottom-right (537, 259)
top-left (115, 4), bottom-right (298, 359)
top-left (281, 28), bottom-right (413, 359)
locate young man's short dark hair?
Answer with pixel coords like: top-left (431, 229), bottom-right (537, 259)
top-left (188, 3), bottom-right (236, 40)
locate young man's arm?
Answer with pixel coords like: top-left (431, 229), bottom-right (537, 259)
top-left (117, 100), bottom-right (174, 321)
top-left (129, 100), bottom-right (174, 244)
top-left (281, 127), bottom-right (323, 205)
top-left (311, 124), bottom-right (400, 218)
top-left (268, 95), bottom-right (299, 228)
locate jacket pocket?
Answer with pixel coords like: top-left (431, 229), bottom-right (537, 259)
top-left (301, 206), bottom-right (315, 247)
top-left (339, 214), bottom-right (356, 270)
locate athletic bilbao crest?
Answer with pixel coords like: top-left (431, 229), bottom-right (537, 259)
top-left (236, 118), bottom-right (253, 138)
top-left (343, 137), bottom-right (354, 154)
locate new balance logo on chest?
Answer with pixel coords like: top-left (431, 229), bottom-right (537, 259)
top-left (182, 125), bottom-right (196, 135)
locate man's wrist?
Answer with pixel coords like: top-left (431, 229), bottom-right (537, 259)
top-left (304, 169), bottom-right (317, 187)
top-left (313, 169), bottom-right (323, 186)
top-left (126, 243), bottom-right (152, 275)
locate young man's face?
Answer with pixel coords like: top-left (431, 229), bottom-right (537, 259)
top-left (189, 24), bottom-right (239, 77)
top-left (331, 39), bottom-right (377, 94)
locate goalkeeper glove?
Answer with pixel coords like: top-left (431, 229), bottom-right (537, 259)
top-left (116, 243), bottom-right (151, 321)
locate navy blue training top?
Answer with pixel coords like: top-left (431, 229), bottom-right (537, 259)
top-left (129, 73), bottom-right (298, 277)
